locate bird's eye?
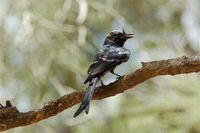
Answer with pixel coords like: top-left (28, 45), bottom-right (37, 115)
top-left (110, 32), bottom-right (115, 35)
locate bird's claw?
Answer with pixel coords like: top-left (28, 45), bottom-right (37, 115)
top-left (100, 80), bottom-right (105, 86)
top-left (116, 75), bottom-right (123, 80)
top-left (100, 84), bottom-right (105, 87)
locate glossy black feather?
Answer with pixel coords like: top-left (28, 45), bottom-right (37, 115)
top-left (84, 45), bottom-right (130, 84)
top-left (74, 30), bottom-right (133, 117)
top-left (74, 77), bottom-right (99, 117)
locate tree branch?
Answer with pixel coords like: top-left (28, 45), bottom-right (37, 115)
top-left (1, 56), bottom-right (200, 131)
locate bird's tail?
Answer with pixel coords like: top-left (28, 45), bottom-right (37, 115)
top-left (73, 77), bottom-right (99, 117)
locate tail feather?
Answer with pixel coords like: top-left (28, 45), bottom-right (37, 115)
top-left (85, 103), bottom-right (90, 114)
top-left (73, 77), bottom-right (99, 117)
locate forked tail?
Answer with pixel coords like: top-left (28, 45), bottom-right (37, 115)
top-left (73, 77), bottom-right (99, 117)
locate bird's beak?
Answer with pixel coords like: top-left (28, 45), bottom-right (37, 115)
top-left (122, 29), bottom-right (133, 39)
top-left (124, 33), bottom-right (134, 39)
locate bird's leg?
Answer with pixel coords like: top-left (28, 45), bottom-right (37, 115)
top-left (100, 79), bottom-right (105, 86)
top-left (110, 69), bottom-right (122, 79)
top-left (0, 103), bottom-right (4, 108)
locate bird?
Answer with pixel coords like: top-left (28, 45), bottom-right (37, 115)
top-left (73, 29), bottom-right (133, 117)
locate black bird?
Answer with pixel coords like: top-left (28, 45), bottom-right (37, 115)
top-left (73, 29), bottom-right (133, 117)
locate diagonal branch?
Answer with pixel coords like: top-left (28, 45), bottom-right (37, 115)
top-left (0, 56), bottom-right (200, 131)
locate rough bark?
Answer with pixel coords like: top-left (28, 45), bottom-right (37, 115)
top-left (0, 56), bottom-right (200, 131)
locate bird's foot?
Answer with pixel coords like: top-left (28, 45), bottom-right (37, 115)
top-left (100, 80), bottom-right (105, 86)
top-left (110, 70), bottom-right (122, 78)
top-left (116, 75), bottom-right (124, 80)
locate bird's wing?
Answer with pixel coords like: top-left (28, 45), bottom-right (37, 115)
top-left (84, 60), bottom-right (118, 84)
top-left (84, 46), bottom-right (130, 84)
top-left (99, 46), bottom-right (130, 62)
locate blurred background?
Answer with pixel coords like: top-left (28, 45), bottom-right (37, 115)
top-left (0, 0), bottom-right (200, 133)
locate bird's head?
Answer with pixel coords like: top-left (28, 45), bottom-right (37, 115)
top-left (104, 29), bottom-right (133, 47)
